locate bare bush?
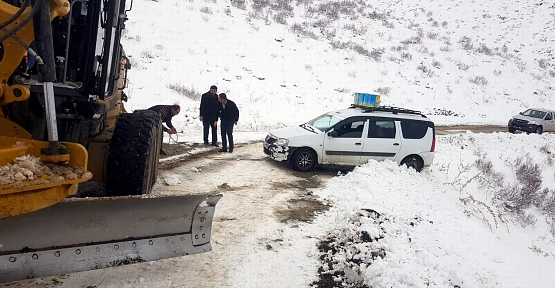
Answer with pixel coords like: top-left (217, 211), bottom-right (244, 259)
top-left (367, 10), bottom-right (388, 20)
top-left (538, 59), bottom-right (549, 69)
top-left (459, 36), bottom-right (473, 50)
top-left (400, 52), bottom-right (412, 60)
top-left (167, 83), bottom-right (201, 100)
top-left (382, 20), bottom-right (394, 29)
top-left (493, 69), bottom-right (502, 76)
top-left (369, 48), bottom-right (384, 61)
top-left (498, 156), bottom-right (543, 214)
top-left (199, 6), bottom-right (213, 14)
top-left (469, 75), bottom-right (488, 85)
top-left (440, 44), bottom-right (452, 52)
top-left (290, 23), bottom-right (318, 39)
top-left (273, 12), bottom-right (289, 24)
top-left (516, 60), bottom-right (527, 72)
top-left (475, 43), bottom-right (493, 56)
top-left (432, 20), bottom-right (439, 27)
top-left (252, 0), bottom-right (271, 12)
top-left (351, 43), bottom-right (370, 58)
top-left (441, 21), bottom-right (448, 28)
top-left (231, 0), bottom-right (247, 9)
top-left (348, 71), bottom-right (357, 78)
top-left (401, 36), bottom-right (422, 45)
top-left (390, 45), bottom-right (403, 52)
top-left (330, 40), bottom-right (350, 50)
top-left (457, 62), bottom-right (470, 71)
top-left (376, 87), bottom-right (391, 96)
top-left (550, 70), bottom-right (555, 78)
top-left (417, 63), bottom-right (435, 77)
top-left (432, 59), bottom-right (442, 68)
top-left (141, 50), bottom-right (154, 58)
top-left (427, 32), bottom-right (438, 39)
top-left (305, 64), bottom-right (313, 71)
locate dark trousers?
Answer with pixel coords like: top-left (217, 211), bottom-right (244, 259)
top-left (220, 121), bottom-right (234, 151)
top-left (203, 119), bottom-right (217, 144)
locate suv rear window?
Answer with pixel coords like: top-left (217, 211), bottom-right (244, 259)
top-left (400, 120), bottom-right (430, 139)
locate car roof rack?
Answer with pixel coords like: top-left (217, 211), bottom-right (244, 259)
top-left (351, 105), bottom-right (427, 118)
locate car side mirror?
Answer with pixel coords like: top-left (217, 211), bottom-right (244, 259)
top-left (327, 130), bottom-right (338, 138)
top-left (519, 112), bottom-right (523, 115)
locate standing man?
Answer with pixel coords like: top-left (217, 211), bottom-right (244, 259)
top-left (216, 93), bottom-right (239, 153)
top-left (148, 104), bottom-right (180, 155)
top-left (199, 85), bottom-right (219, 146)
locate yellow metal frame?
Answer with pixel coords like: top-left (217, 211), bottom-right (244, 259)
top-left (0, 1), bottom-right (69, 102)
top-left (0, 136), bottom-right (91, 219)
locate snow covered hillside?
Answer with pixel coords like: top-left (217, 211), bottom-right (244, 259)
top-left (121, 0), bottom-right (554, 132)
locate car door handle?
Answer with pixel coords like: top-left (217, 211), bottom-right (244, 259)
top-left (393, 143), bottom-right (400, 146)
top-left (355, 143), bottom-right (362, 145)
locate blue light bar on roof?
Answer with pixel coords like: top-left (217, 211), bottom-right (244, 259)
top-left (353, 92), bottom-right (381, 108)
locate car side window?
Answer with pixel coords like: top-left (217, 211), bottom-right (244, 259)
top-left (335, 120), bottom-right (365, 138)
top-left (546, 113), bottom-right (553, 120)
top-left (368, 120), bottom-right (396, 138)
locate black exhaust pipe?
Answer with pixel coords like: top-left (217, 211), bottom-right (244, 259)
top-left (31, 0), bottom-right (57, 83)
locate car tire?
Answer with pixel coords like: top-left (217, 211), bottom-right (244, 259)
top-left (290, 148), bottom-right (316, 172)
top-left (401, 155), bottom-right (423, 172)
top-left (508, 127), bottom-right (516, 133)
top-left (535, 126), bottom-right (543, 134)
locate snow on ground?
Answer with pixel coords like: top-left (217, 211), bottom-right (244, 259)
top-left (121, 0), bottom-right (554, 132)
top-left (225, 132), bottom-right (555, 288)
top-left (307, 132), bottom-right (555, 287)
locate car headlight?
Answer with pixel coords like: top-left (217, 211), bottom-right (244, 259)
top-left (529, 121), bottom-right (536, 125)
top-left (275, 138), bottom-right (289, 146)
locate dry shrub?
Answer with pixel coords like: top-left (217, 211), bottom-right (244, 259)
top-left (167, 83), bottom-right (201, 100)
top-left (469, 75), bottom-right (488, 85)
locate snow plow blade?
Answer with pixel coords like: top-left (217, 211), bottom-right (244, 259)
top-left (0, 193), bottom-right (222, 283)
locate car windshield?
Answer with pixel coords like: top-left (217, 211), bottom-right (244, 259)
top-left (304, 113), bottom-right (343, 132)
top-left (522, 109), bottom-right (547, 119)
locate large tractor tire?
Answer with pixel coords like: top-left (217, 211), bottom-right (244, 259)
top-left (106, 110), bottom-right (162, 196)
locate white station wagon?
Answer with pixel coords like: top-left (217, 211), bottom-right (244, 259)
top-left (263, 106), bottom-right (436, 172)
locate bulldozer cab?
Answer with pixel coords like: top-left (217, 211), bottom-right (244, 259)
top-left (0, 0), bottom-right (222, 283)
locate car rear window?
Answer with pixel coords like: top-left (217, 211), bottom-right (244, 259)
top-left (400, 120), bottom-right (430, 139)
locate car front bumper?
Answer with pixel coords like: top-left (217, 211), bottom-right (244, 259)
top-left (263, 142), bottom-right (290, 161)
top-left (508, 121), bottom-right (538, 133)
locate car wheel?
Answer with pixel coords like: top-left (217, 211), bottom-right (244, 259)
top-left (535, 126), bottom-right (543, 134)
top-left (290, 148), bottom-right (316, 172)
top-left (401, 155), bottom-right (423, 172)
top-left (508, 127), bottom-right (516, 133)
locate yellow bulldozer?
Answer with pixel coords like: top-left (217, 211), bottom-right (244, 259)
top-left (0, 0), bottom-right (221, 283)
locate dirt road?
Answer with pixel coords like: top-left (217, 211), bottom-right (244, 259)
top-left (1, 125), bottom-right (511, 287)
top-left (5, 143), bottom-right (343, 288)
top-left (435, 125), bottom-right (507, 135)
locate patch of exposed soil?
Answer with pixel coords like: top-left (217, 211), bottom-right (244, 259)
top-left (275, 195), bottom-right (330, 223)
top-left (435, 125), bottom-right (507, 135)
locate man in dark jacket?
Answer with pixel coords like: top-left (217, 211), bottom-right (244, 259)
top-left (199, 85), bottom-right (219, 146)
top-left (148, 104), bottom-right (180, 155)
top-left (215, 93), bottom-right (239, 153)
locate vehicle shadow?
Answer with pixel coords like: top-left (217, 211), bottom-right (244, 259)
top-left (265, 157), bottom-right (355, 177)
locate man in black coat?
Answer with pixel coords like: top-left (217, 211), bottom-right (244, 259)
top-left (148, 104), bottom-right (180, 155)
top-left (215, 93), bottom-right (239, 153)
top-left (199, 85), bottom-right (219, 146)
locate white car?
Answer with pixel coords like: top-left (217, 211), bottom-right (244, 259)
top-left (263, 106), bottom-right (436, 172)
top-left (508, 108), bottom-right (555, 134)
